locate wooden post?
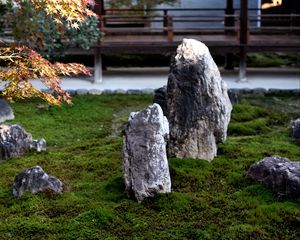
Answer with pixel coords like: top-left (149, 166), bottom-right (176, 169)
top-left (239, 0), bottom-right (248, 82)
top-left (225, 0), bottom-right (234, 33)
top-left (224, 0), bottom-right (235, 70)
top-left (163, 10), bottom-right (168, 33)
top-left (94, 47), bottom-right (103, 83)
top-left (167, 16), bottom-right (173, 42)
top-left (93, 0), bottom-right (104, 83)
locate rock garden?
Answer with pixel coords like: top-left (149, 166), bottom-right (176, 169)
top-left (0, 39), bottom-right (299, 239)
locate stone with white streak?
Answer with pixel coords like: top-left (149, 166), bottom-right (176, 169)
top-left (167, 39), bottom-right (232, 161)
top-left (13, 166), bottom-right (63, 197)
top-left (123, 103), bottom-right (171, 203)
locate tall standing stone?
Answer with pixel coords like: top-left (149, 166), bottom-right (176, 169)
top-left (123, 104), bottom-right (171, 203)
top-left (167, 39), bottom-right (232, 161)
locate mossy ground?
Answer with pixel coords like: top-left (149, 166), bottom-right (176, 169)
top-left (0, 94), bottom-right (299, 240)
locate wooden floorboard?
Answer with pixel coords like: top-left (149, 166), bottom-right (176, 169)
top-left (98, 33), bottom-right (300, 54)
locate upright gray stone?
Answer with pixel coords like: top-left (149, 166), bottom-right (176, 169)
top-left (0, 124), bottom-right (46, 161)
top-left (247, 156), bottom-right (300, 200)
top-left (123, 103), bottom-right (171, 203)
top-left (0, 99), bottom-right (14, 123)
top-left (292, 118), bottom-right (300, 141)
top-left (13, 166), bottom-right (63, 197)
top-left (167, 39), bottom-right (232, 161)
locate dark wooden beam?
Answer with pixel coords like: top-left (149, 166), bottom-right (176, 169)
top-left (240, 0), bottom-right (249, 44)
top-left (224, 0), bottom-right (235, 70)
top-left (94, 0), bottom-right (105, 16)
top-left (225, 0), bottom-right (234, 31)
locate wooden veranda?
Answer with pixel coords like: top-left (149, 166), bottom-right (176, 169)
top-left (93, 0), bottom-right (300, 83)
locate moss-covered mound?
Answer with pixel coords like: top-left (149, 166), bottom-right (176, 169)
top-left (0, 94), bottom-right (299, 239)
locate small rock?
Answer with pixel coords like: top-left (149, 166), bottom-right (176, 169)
top-left (88, 89), bottom-right (102, 95)
top-left (123, 103), bottom-right (171, 203)
top-left (247, 156), bottom-right (300, 200)
top-left (0, 99), bottom-right (14, 123)
top-left (13, 166), bottom-right (63, 197)
top-left (153, 86), bottom-right (168, 116)
top-left (0, 124), bottom-right (46, 161)
top-left (0, 124), bottom-right (32, 161)
top-left (76, 89), bottom-right (88, 95)
top-left (126, 89), bottom-right (142, 94)
top-left (114, 89), bottom-right (126, 94)
top-left (142, 88), bottom-right (154, 94)
top-left (102, 89), bottom-right (113, 94)
top-left (292, 118), bottom-right (300, 141)
top-left (30, 138), bottom-right (47, 152)
top-left (228, 89), bottom-right (238, 105)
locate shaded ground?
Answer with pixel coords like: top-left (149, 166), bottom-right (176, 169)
top-left (0, 94), bottom-right (299, 239)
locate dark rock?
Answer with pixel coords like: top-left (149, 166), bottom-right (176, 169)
top-left (292, 118), bottom-right (300, 141)
top-left (0, 99), bottom-right (14, 123)
top-left (153, 85), bottom-right (168, 116)
top-left (13, 166), bottom-right (63, 197)
top-left (247, 156), bottom-right (300, 200)
top-left (167, 39), bottom-right (232, 161)
top-left (123, 103), bottom-right (171, 203)
top-left (228, 89), bottom-right (238, 105)
top-left (0, 124), bottom-right (46, 161)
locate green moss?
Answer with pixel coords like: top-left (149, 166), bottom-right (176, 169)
top-left (0, 94), bottom-right (299, 239)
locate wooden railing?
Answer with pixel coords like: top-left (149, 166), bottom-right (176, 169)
top-left (97, 7), bottom-right (300, 41)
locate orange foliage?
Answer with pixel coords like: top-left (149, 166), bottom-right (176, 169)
top-left (0, 47), bottom-right (91, 106)
top-left (0, 0), bottom-right (97, 105)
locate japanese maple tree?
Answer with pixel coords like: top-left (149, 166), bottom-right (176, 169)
top-left (0, 0), bottom-right (98, 105)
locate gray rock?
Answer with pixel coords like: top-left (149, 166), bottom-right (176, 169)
top-left (0, 124), bottom-right (46, 161)
top-left (13, 166), bottom-right (63, 197)
top-left (247, 156), bottom-right (300, 200)
top-left (114, 89), bottom-right (126, 94)
top-left (30, 138), bottom-right (47, 152)
top-left (102, 89), bottom-right (113, 94)
top-left (126, 89), bottom-right (142, 94)
top-left (167, 39), bottom-right (232, 161)
top-left (123, 103), bottom-right (171, 203)
top-left (88, 89), bottom-right (102, 95)
top-left (0, 124), bottom-right (32, 161)
top-left (153, 85), bottom-right (168, 116)
top-left (0, 99), bottom-right (14, 123)
top-left (76, 89), bottom-right (88, 95)
top-left (227, 89), bottom-right (238, 105)
top-left (252, 88), bottom-right (267, 95)
top-left (142, 88), bottom-right (154, 94)
top-left (292, 118), bottom-right (300, 141)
